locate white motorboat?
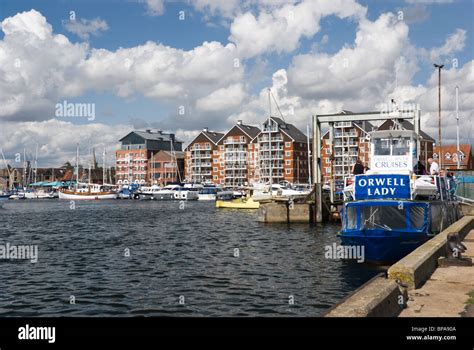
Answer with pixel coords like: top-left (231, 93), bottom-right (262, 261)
top-left (152, 185), bottom-right (181, 200)
top-left (251, 183), bottom-right (309, 201)
top-left (198, 186), bottom-right (222, 200)
top-left (137, 185), bottom-right (160, 200)
top-left (173, 187), bottom-right (199, 201)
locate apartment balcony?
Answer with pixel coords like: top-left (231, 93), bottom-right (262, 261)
top-left (334, 132), bottom-right (358, 138)
top-left (226, 166), bottom-right (247, 171)
top-left (259, 146), bottom-right (284, 151)
top-left (190, 162), bottom-right (212, 167)
top-left (224, 139), bottom-right (246, 145)
top-left (260, 155), bottom-right (284, 160)
top-left (192, 154), bottom-right (212, 159)
top-left (191, 146), bottom-right (212, 151)
top-left (259, 136), bottom-right (283, 142)
top-left (262, 127), bottom-right (279, 133)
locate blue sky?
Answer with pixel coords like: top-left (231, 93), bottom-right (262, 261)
top-left (0, 0), bottom-right (472, 166)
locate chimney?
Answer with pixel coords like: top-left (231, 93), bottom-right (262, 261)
top-left (237, 120), bottom-right (242, 125)
top-left (203, 127), bottom-right (209, 133)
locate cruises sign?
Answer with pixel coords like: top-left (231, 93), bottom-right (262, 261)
top-left (354, 174), bottom-right (410, 200)
top-left (371, 155), bottom-right (411, 171)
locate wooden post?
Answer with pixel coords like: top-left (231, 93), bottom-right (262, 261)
top-left (312, 115), bottom-right (323, 223)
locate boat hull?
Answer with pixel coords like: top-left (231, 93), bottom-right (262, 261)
top-left (339, 230), bottom-right (429, 264)
top-left (58, 191), bottom-right (117, 200)
top-left (216, 198), bottom-right (260, 209)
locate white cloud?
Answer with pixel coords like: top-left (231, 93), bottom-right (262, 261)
top-left (229, 0), bottom-right (366, 58)
top-left (0, 10), bottom-right (244, 122)
top-left (196, 83), bottom-right (246, 111)
top-left (0, 120), bottom-right (131, 167)
top-left (429, 28), bottom-right (466, 63)
top-left (141, 0), bottom-right (165, 16)
top-left (63, 18), bottom-right (109, 40)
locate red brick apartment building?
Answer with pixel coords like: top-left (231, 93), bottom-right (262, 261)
top-left (433, 144), bottom-right (473, 170)
top-left (321, 121), bottom-right (373, 184)
top-left (184, 129), bottom-right (224, 184)
top-left (257, 117), bottom-right (310, 184)
top-left (183, 118), bottom-right (310, 186)
top-left (115, 130), bottom-right (183, 185)
top-left (218, 121), bottom-right (261, 186)
top-left (148, 151), bottom-right (185, 185)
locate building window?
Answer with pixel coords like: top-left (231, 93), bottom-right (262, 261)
top-left (285, 169), bottom-right (291, 174)
top-left (285, 160), bottom-right (291, 165)
top-left (219, 145), bottom-right (224, 151)
top-left (285, 142), bottom-right (291, 148)
top-left (326, 158), bottom-right (331, 164)
top-left (325, 148), bottom-right (331, 154)
top-left (213, 150), bottom-right (218, 155)
top-left (220, 171), bottom-right (224, 175)
top-left (213, 158), bottom-right (218, 163)
top-left (326, 168), bottom-right (331, 174)
top-left (285, 151), bottom-right (291, 157)
top-left (220, 162), bottom-right (224, 167)
top-left (240, 136), bottom-right (246, 142)
top-left (213, 175), bottom-right (218, 180)
top-left (213, 167), bottom-right (218, 172)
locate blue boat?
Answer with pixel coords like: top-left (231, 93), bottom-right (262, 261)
top-left (339, 129), bottom-right (461, 264)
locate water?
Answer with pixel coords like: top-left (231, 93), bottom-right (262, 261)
top-left (0, 200), bottom-right (380, 316)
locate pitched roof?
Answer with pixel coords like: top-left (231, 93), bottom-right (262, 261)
top-left (268, 117), bottom-right (308, 142)
top-left (378, 120), bottom-right (435, 141)
top-left (236, 123), bottom-right (261, 139)
top-left (202, 130), bottom-right (225, 144)
top-left (120, 130), bottom-right (182, 143)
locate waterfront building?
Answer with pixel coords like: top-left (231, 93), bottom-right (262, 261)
top-left (148, 150), bottom-right (184, 185)
top-left (116, 130), bottom-right (183, 185)
top-left (321, 118), bottom-right (373, 184)
top-left (433, 144), bottom-right (473, 170)
top-left (184, 128), bottom-right (224, 184)
top-left (217, 120), bottom-right (260, 187)
top-left (257, 117), bottom-right (310, 184)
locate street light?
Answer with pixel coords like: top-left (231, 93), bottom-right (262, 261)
top-left (434, 63), bottom-right (444, 168)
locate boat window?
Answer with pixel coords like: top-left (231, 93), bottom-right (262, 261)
top-left (374, 138), bottom-right (391, 156)
top-left (392, 137), bottom-right (410, 156)
top-left (360, 206), bottom-right (406, 230)
top-left (409, 206), bottom-right (426, 230)
top-left (346, 207), bottom-right (357, 230)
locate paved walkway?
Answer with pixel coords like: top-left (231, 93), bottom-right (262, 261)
top-left (399, 229), bottom-right (474, 317)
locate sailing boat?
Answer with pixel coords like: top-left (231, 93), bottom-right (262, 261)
top-left (59, 145), bottom-right (117, 200)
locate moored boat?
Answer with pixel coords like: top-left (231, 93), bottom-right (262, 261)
top-left (339, 129), bottom-right (461, 264)
top-left (59, 183), bottom-right (117, 200)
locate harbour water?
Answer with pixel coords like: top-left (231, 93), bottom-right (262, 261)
top-left (0, 200), bottom-right (380, 316)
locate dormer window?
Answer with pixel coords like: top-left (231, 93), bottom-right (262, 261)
top-left (445, 152), bottom-right (451, 160)
top-left (433, 153), bottom-right (438, 159)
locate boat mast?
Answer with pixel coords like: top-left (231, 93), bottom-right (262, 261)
top-left (23, 148), bottom-right (26, 188)
top-left (102, 146), bottom-right (106, 185)
top-left (455, 86), bottom-right (460, 169)
top-left (268, 88), bottom-right (272, 185)
top-left (75, 143), bottom-right (79, 186)
top-left (34, 143), bottom-right (38, 184)
top-left (88, 144), bottom-right (92, 184)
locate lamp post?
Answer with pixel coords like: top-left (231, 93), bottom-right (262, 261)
top-left (455, 86), bottom-right (460, 169)
top-left (434, 63), bottom-right (444, 168)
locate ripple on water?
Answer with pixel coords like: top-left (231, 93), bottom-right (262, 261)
top-left (0, 200), bottom-right (380, 316)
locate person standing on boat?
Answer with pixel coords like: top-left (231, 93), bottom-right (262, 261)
top-left (428, 158), bottom-right (439, 175)
top-left (414, 159), bottom-right (426, 175)
top-left (352, 158), bottom-right (365, 175)
top-left (364, 162), bottom-right (370, 173)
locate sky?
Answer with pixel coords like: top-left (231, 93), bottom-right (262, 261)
top-left (0, 0), bottom-right (472, 167)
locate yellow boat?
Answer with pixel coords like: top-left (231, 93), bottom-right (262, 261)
top-left (215, 196), bottom-right (260, 209)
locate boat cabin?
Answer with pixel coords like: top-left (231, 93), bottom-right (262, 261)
top-left (368, 130), bottom-right (418, 174)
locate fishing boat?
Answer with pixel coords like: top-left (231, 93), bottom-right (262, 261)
top-left (215, 192), bottom-right (260, 209)
top-left (339, 129), bottom-right (461, 264)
